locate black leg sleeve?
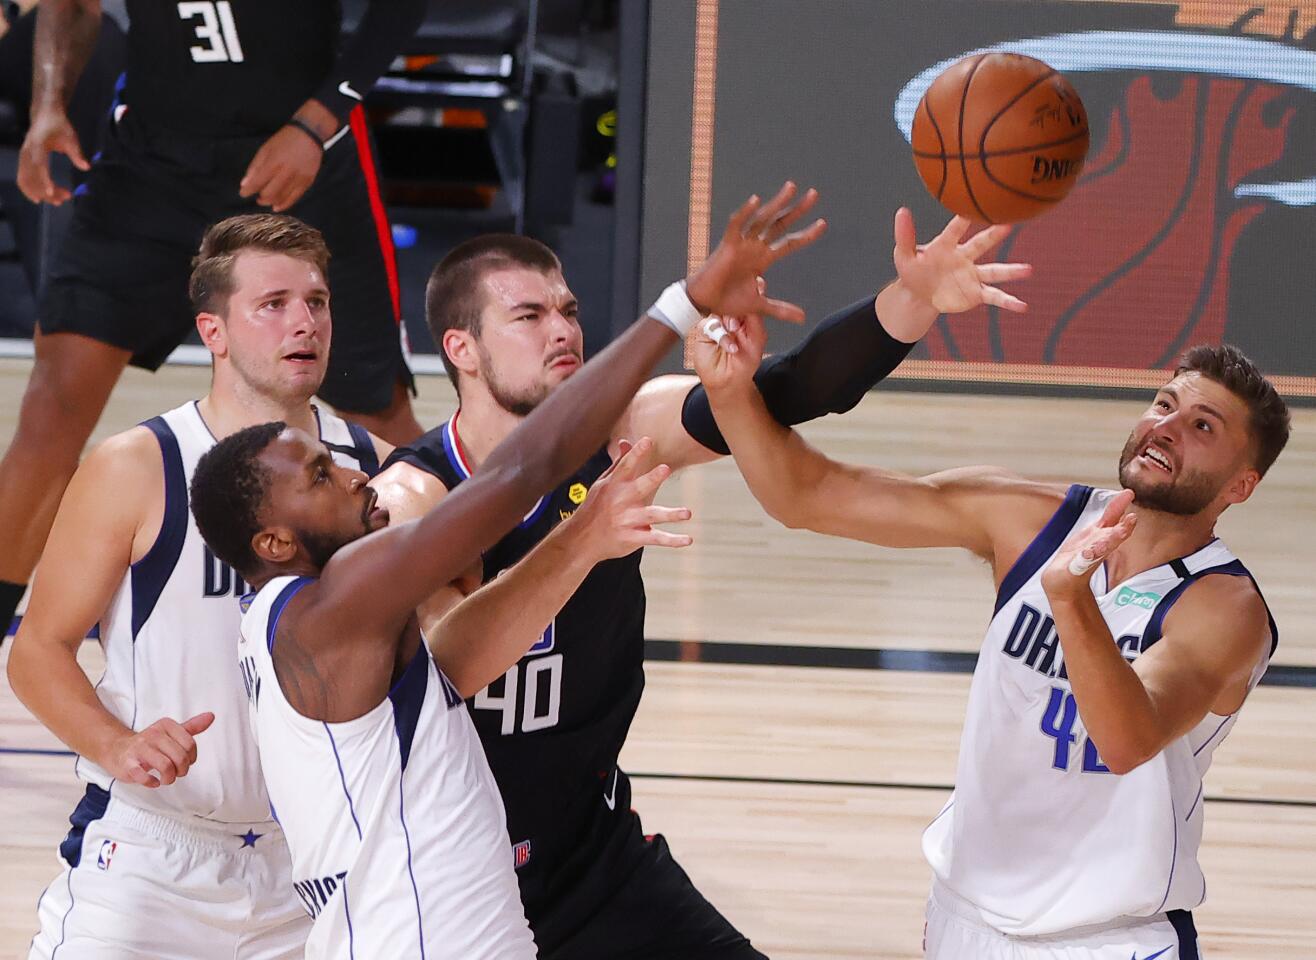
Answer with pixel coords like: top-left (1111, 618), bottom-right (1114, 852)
top-left (681, 293), bottom-right (916, 455)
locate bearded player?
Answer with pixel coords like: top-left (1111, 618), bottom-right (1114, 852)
top-left (692, 209), bottom-right (1286, 960)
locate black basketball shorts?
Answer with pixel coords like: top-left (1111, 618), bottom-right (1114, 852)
top-left (39, 106), bottom-right (412, 414)
top-left (540, 822), bottom-right (768, 960)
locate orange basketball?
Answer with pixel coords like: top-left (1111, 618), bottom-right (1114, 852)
top-left (911, 53), bottom-right (1090, 223)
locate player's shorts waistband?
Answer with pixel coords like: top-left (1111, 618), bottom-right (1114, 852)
top-left (929, 879), bottom-right (1172, 943)
top-left (104, 796), bottom-right (283, 853)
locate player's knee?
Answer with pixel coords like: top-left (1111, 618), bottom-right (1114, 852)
top-left (14, 368), bottom-right (102, 456)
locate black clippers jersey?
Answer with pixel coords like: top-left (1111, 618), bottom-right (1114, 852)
top-left (385, 414), bottom-right (648, 932)
top-left (124, 0), bottom-right (340, 137)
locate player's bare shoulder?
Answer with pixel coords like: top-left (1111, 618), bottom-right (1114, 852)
top-left (371, 459), bottom-right (449, 522)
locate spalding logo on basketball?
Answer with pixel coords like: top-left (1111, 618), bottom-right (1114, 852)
top-left (912, 53), bottom-right (1090, 223)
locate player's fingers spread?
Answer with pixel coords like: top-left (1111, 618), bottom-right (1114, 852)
top-left (644, 528), bottom-right (695, 549)
top-left (893, 206), bottom-right (918, 263)
top-left (764, 187), bottom-right (819, 241)
top-left (761, 295), bottom-right (806, 324)
top-left (961, 223), bottom-right (1012, 260)
top-left (977, 263), bottom-right (1031, 284)
top-left (980, 285), bottom-right (1028, 314)
top-left (770, 218), bottom-right (828, 261)
top-left (934, 215), bottom-right (972, 248)
top-left (631, 463), bottom-right (673, 502)
top-left (641, 505), bottom-right (692, 526)
top-left (747, 181), bottom-right (798, 234)
top-left (725, 194), bottom-right (761, 237)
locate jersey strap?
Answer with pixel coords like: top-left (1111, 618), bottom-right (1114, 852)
top-left (1140, 560), bottom-right (1279, 657)
top-left (388, 645), bottom-right (430, 771)
top-left (994, 484), bottom-right (1093, 615)
top-left (131, 417), bottom-right (189, 639)
top-left (265, 577), bottom-right (314, 653)
top-left (344, 421), bottom-right (380, 477)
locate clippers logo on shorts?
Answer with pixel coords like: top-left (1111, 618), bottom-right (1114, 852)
top-left (96, 839), bottom-right (117, 871)
top-left (293, 870), bottom-right (349, 918)
top-left (512, 839), bottom-right (532, 869)
top-left (892, 8), bottom-right (1315, 373)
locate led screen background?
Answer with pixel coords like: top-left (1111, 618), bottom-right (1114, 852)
top-left (637, 1), bottom-right (1316, 396)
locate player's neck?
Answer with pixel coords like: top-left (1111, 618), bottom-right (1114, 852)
top-left (198, 380), bottom-right (318, 441)
top-left (1102, 506), bottom-right (1219, 587)
top-left (447, 395), bottom-right (526, 472)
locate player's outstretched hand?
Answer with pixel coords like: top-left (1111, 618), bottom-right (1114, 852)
top-left (571, 437), bottom-right (692, 562)
top-left (686, 181), bottom-right (827, 323)
top-left (17, 109), bottom-right (91, 205)
top-left (104, 712), bottom-right (216, 789)
top-left (892, 207), bottom-right (1032, 316)
top-left (690, 311), bottom-right (768, 395)
top-left (1042, 490), bottom-right (1137, 599)
top-left (240, 126), bottom-right (324, 213)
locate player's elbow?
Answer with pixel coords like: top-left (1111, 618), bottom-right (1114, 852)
top-left (1092, 737), bottom-right (1160, 776)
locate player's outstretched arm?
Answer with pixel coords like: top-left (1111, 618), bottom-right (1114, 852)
top-left (1041, 493), bottom-right (1271, 773)
top-left (650, 208), bottom-right (1032, 470)
top-left (302, 183), bottom-right (825, 638)
top-left (692, 315), bottom-right (1061, 567)
top-left (422, 438), bottom-right (690, 698)
top-left (17, 0), bottom-right (100, 204)
top-left (7, 430), bottom-right (215, 789)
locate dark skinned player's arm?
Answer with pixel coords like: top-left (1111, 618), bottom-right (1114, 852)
top-left (277, 183), bottom-right (827, 719)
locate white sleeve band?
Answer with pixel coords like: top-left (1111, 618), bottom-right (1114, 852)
top-left (647, 281), bottom-right (707, 337)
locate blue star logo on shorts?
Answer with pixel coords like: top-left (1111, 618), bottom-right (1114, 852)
top-left (238, 830), bottom-right (263, 848)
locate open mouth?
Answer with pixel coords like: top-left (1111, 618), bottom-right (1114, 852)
top-left (1137, 444), bottom-right (1174, 475)
top-left (283, 349), bottom-right (318, 365)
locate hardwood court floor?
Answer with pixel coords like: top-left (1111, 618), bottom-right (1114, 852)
top-left (0, 359), bottom-right (1312, 957)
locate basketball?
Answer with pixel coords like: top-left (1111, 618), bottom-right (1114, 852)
top-left (912, 53), bottom-right (1090, 223)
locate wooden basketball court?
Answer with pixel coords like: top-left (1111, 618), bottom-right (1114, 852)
top-left (0, 359), bottom-right (1311, 958)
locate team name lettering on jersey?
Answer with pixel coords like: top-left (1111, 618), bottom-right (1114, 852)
top-left (203, 546), bottom-right (248, 598)
top-left (1000, 602), bottom-right (1140, 682)
top-left (239, 655), bottom-right (260, 707)
top-left (293, 871), bottom-right (348, 918)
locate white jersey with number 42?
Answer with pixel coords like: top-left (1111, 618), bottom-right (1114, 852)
top-left (923, 484), bottom-right (1275, 936)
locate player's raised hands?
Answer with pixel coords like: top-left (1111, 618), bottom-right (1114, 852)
top-left (103, 712), bottom-right (215, 789)
top-left (892, 207), bottom-right (1032, 316)
top-left (17, 109), bottom-right (91, 205)
top-left (690, 311), bottom-right (768, 395)
top-left (686, 182), bottom-right (827, 323)
top-left (1042, 490), bottom-right (1138, 599)
top-left (571, 437), bottom-right (692, 562)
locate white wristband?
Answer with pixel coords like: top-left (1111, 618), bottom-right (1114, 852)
top-left (648, 281), bottom-right (706, 337)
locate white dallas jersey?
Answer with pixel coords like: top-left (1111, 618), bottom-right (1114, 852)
top-left (84, 402), bottom-right (379, 824)
top-left (924, 484), bottom-right (1276, 937)
top-left (239, 576), bottom-right (535, 960)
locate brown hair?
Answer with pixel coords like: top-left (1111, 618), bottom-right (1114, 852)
top-left (189, 214), bottom-right (331, 316)
top-left (424, 234), bottom-right (561, 383)
top-left (1174, 343), bottom-right (1291, 477)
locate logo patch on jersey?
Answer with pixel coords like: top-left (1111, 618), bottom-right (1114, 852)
top-left (96, 839), bottom-right (117, 871)
top-left (513, 839), bottom-right (532, 869)
top-left (527, 620), bottom-right (555, 656)
top-left (568, 482), bottom-right (589, 505)
top-left (1115, 586), bottom-right (1162, 610)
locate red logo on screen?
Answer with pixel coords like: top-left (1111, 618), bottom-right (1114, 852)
top-left (896, 27), bottom-right (1308, 370)
top-left (927, 74), bottom-right (1294, 367)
